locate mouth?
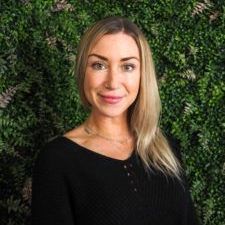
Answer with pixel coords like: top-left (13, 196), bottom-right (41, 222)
top-left (99, 94), bottom-right (124, 104)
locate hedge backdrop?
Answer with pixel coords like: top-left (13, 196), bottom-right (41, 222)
top-left (0, 0), bottom-right (225, 225)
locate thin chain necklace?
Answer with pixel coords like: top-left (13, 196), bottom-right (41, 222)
top-left (84, 125), bottom-right (132, 144)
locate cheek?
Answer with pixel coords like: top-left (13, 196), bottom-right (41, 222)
top-left (84, 72), bottom-right (104, 99)
top-left (83, 73), bottom-right (92, 100)
top-left (84, 73), bottom-right (101, 90)
top-left (128, 74), bottom-right (141, 94)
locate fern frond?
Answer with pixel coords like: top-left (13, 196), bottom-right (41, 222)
top-left (150, 24), bottom-right (159, 36)
top-left (46, 36), bottom-right (57, 47)
top-left (51, 0), bottom-right (74, 12)
top-left (189, 45), bottom-right (198, 56)
top-left (192, 0), bottom-right (213, 17)
top-left (0, 86), bottom-right (18, 109)
top-left (209, 11), bottom-right (220, 22)
top-left (22, 177), bottom-right (32, 205)
top-left (180, 69), bottom-right (196, 81)
top-left (183, 102), bottom-right (195, 116)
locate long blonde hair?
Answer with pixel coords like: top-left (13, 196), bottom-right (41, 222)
top-left (76, 16), bottom-right (182, 179)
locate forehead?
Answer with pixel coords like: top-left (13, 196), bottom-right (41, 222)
top-left (89, 32), bottom-right (140, 58)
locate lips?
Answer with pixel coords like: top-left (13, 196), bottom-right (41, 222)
top-left (99, 94), bottom-right (123, 104)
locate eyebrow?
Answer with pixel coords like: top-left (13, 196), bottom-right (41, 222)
top-left (88, 53), bottom-right (139, 62)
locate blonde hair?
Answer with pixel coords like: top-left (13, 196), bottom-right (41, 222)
top-left (76, 16), bottom-right (182, 179)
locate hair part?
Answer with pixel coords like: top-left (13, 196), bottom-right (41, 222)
top-left (76, 16), bottom-right (182, 179)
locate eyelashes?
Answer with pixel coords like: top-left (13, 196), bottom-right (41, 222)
top-left (90, 62), bottom-right (137, 72)
top-left (91, 62), bottom-right (106, 70)
top-left (123, 64), bottom-right (136, 72)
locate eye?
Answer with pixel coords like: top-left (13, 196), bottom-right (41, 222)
top-left (91, 62), bottom-right (107, 70)
top-left (123, 64), bottom-right (136, 72)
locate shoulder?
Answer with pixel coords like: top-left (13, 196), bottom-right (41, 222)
top-left (38, 135), bottom-right (70, 158)
top-left (33, 135), bottom-right (78, 173)
top-left (63, 125), bottom-right (88, 147)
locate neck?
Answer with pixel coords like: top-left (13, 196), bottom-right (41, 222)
top-left (85, 112), bottom-right (131, 139)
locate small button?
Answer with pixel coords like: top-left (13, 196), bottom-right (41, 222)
top-left (129, 163), bottom-right (133, 167)
top-left (130, 180), bottom-right (134, 184)
top-left (134, 188), bottom-right (138, 192)
top-left (127, 172), bottom-right (131, 176)
top-left (123, 165), bottom-right (127, 169)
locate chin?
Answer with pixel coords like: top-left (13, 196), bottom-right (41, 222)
top-left (93, 106), bottom-right (127, 118)
top-left (101, 110), bottom-right (126, 118)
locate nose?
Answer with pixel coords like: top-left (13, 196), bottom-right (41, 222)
top-left (104, 67), bottom-right (120, 90)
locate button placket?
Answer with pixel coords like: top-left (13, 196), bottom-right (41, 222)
top-left (123, 162), bottom-right (139, 193)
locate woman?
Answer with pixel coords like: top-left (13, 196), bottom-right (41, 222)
top-left (31, 16), bottom-right (199, 225)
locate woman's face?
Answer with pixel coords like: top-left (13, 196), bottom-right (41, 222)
top-left (84, 32), bottom-right (140, 119)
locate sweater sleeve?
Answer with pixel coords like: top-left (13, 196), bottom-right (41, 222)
top-left (184, 188), bottom-right (200, 225)
top-left (31, 142), bottom-right (75, 225)
top-left (167, 135), bottom-right (200, 225)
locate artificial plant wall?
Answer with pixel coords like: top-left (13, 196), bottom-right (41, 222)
top-left (0, 1), bottom-right (224, 225)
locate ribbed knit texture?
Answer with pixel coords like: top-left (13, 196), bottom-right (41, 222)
top-left (31, 136), bottom-right (199, 225)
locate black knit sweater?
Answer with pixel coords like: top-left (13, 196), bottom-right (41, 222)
top-left (31, 136), bottom-right (199, 225)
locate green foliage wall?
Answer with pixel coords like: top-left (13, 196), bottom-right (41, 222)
top-left (0, 0), bottom-right (224, 224)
